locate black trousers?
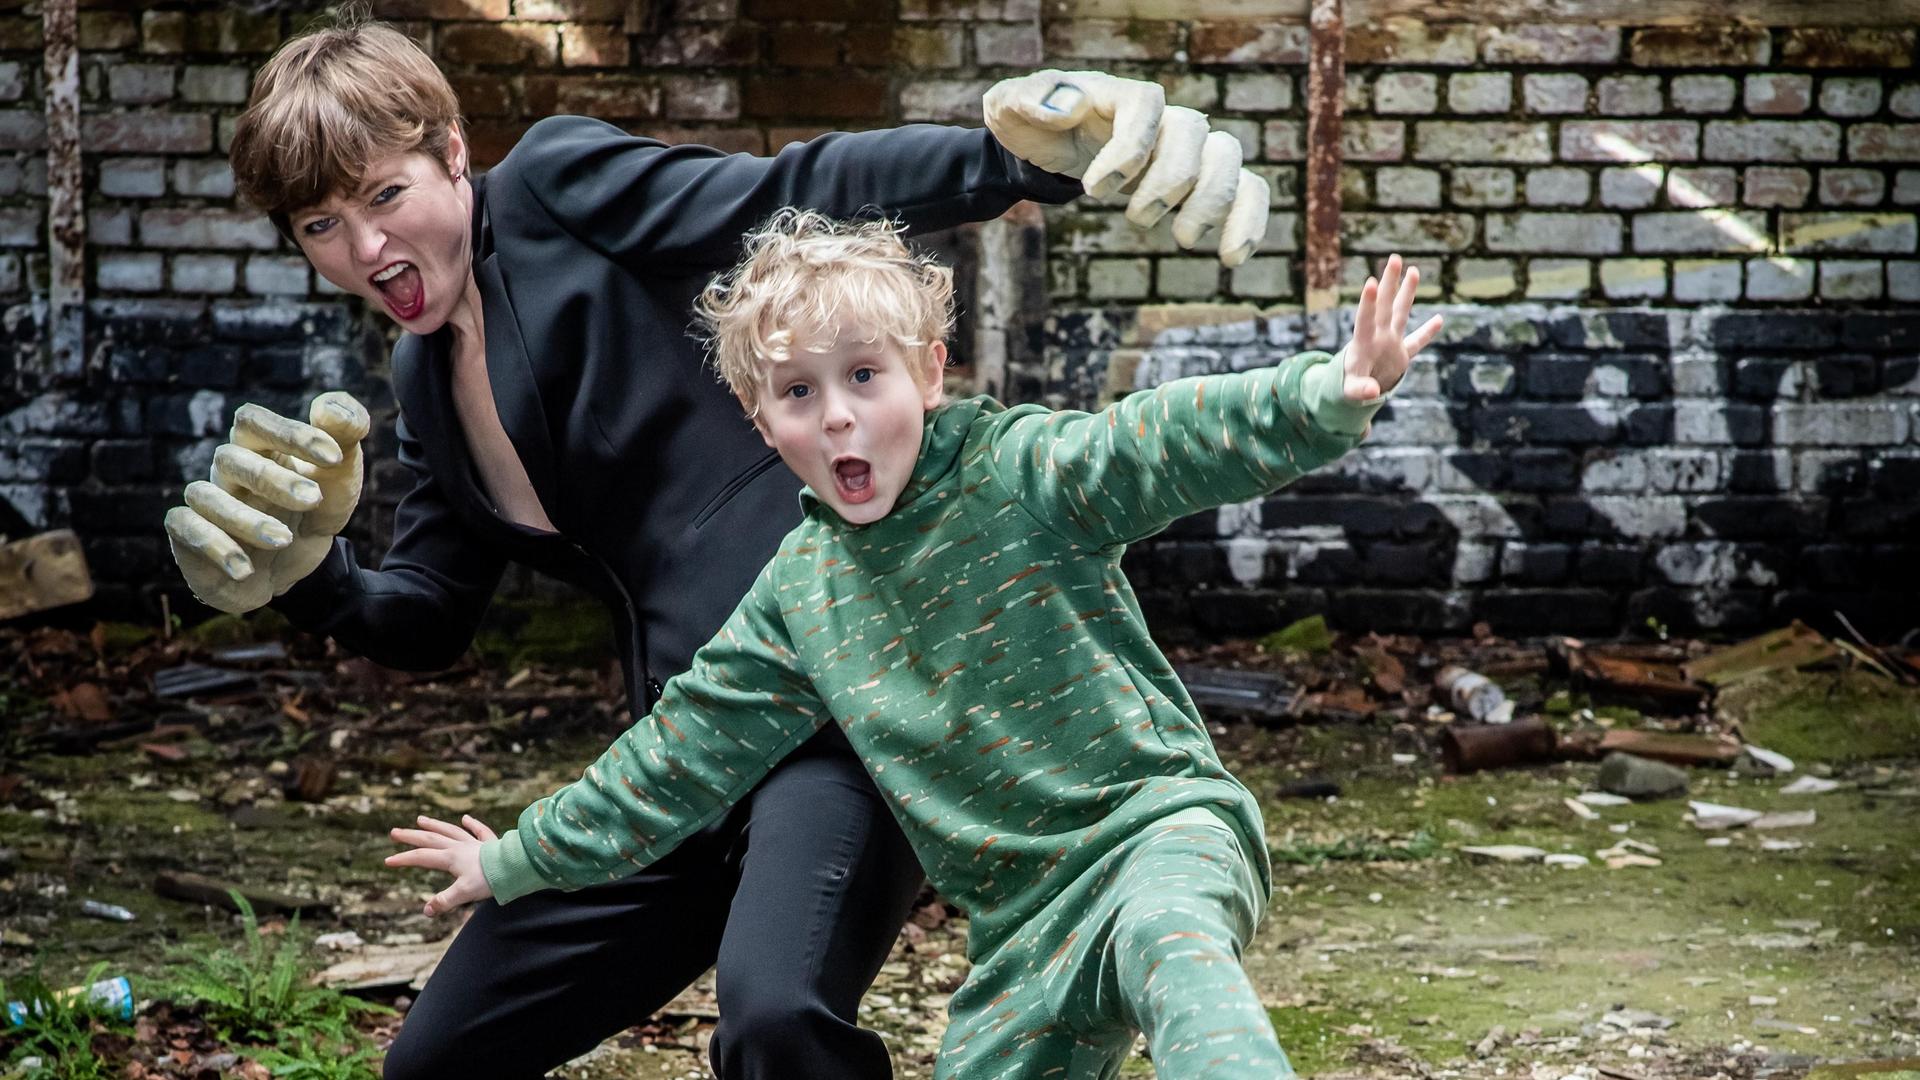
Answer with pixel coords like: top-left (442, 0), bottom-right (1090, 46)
top-left (382, 725), bottom-right (925, 1080)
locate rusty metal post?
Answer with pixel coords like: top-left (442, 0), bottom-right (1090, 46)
top-left (43, 0), bottom-right (83, 383)
top-left (1304, 0), bottom-right (1344, 350)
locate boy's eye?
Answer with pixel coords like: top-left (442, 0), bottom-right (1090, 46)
top-left (852, 368), bottom-right (875, 384)
top-left (785, 384), bottom-right (811, 399)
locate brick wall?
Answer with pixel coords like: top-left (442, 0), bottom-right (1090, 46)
top-left (0, 2), bottom-right (1913, 637)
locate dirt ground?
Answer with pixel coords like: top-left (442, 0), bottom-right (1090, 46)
top-left (2, 617), bottom-right (1917, 1078)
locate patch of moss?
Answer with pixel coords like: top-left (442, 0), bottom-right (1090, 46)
top-left (1261, 615), bottom-right (1335, 657)
top-left (472, 599), bottom-right (615, 669)
top-left (187, 609), bottom-right (291, 648)
top-left (1720, 669), bottom-right (1920, 763)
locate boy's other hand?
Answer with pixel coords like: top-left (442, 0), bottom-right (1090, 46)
top-left (983, 69), bottom-right (1270, 267)
top-left (386, 813), bottom-right (498, 917)
top-left (1344, 254), bottom-right (1445, 403)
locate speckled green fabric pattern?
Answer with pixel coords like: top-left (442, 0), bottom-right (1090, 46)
top-left (479, 352), bottom-right (1373, 1075)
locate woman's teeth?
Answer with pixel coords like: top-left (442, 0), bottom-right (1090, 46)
top-left (373, 262), bottom-right (413, 283)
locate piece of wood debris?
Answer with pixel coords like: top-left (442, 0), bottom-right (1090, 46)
top-left (0, 529), bottom-right (93, 621)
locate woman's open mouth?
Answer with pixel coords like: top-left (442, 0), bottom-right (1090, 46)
top-left (832, 457), bottom-right (874, 504)
top-left (371, 261), bottom-right (425, 321)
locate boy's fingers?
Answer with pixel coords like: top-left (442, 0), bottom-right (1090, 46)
top-left (1393, 265), bottom-right (1420, 333)
top-left (1351, 278), bottom-right (1378, 352)
top-left (462, 815), bottom-right (498, 842)
top-left (1376, 256), bottom-right (1401, 333)
top-left (413, 815), bottom-right (471, 840)
top-left (384, 848), bottom-right (450, 872)
top-left (389, 827), bottom-right (455, 850)
top-left (1403, 314), bottom-right (1446, 358)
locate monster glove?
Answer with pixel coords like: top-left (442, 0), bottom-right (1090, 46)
top-left (983, 69), bottom-right (1271, 267)
top-left (163, 391), bottom-right (370, 614)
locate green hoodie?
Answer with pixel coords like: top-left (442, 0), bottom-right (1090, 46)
top-left (481, 350), bottom-right (1384, 958)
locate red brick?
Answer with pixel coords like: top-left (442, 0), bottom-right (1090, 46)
top-left (771, 25), bottom-right (841, 67)
top-left (1189, 22), bottom-right (1306, 64)
top-left (450, 74), bottom-right (514, 117)
top-left (140, 10), bottom-right (281, 55)
top-left (767, 125), bottom-right (839, 150)
top-left (513, 0), bottom-right (634, 20)
top-left (845, 26), bottom-right (895, 66)
top-left (746, 0), bottom-right (890, 20)
top-left (1743, 166), bottom-right (1812, 208)
top-left (646, 125), bottom-right (767, 155)
top-left (0, 17), bottom-right (45, 50)
top-left (1561, 120), bottom-right (1700, 163)
top-left (1780, 28), bottom-right (1915, 69)
top-left (743, 75), bottom-right (888, 120)
top-left (891, 26), bottom-right (961, 68)
top-left (370, 0), bottom-right (511, 19)
top-left (639, 25), bottom-right (759, 66)
top-left (78, 12), bottom-right (138, 51)
top-left (439, 22), bottom-right (558, 66)
top-left (84, 114), bottom-right (213, 154)
top-left (465, 118), bottom-right (536, 168)
top-left (560, 22), bottom-right (629, 67)
top-left (1850, 124), bottom-right (1920, 162)
top-left (525, 74), bottom-right (661, 119)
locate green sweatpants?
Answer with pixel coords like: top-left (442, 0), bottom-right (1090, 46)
top-left (936, 808), bottom-right (1291, 1079)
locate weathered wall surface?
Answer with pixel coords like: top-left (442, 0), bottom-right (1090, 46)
top-left (0, 2), bottom-right (1913, 635)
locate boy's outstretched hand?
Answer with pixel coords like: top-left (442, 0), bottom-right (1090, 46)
top-left (386, 814), bottom-right (497, 917)
top-left (1344, 254), bottom-right (1446, 403)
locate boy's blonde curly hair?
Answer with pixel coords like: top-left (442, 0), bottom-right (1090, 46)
top-left (696, 209), bottom-right (955, 417)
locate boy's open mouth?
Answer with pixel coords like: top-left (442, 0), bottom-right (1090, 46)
top-left (832, 457), bottom-right (874, 504)
top-left (371, 261), bottom-right (425, 321)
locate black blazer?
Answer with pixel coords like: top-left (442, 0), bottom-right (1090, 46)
top-left (273, 115), bottom-right (1080, 706)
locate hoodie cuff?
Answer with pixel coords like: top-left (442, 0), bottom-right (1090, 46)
top-left (1299, 346), bottom-right (1399, 438)
top-left (478, 831), bottom-right (549, 906)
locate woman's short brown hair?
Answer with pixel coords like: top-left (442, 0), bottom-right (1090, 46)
top-left (229, 12), bottom-right (462, 238)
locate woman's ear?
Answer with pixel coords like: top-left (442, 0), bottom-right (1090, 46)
top-left (445, 122), bottom-right (470, 182)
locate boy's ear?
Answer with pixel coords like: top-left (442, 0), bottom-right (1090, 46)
top-left (921, 341), bottom-right (949, 410)
top-left (741, 394), bottom-right (775, 447)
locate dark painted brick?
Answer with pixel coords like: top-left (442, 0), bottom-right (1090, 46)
top-left (1191, 587), bottom-right (1328, 638)
top-left (1524, 353), bottom-right (1668, 399)
top-left (1474, 403), bottom-right (1622, 445)
top-left (1363, 541), bottom-right (1449, 585)
top-left (1622, 403), bottom-right (1675, 445)
top-left (1839, 313), bottom-right (1920, 351)
top-left (91, 440), bottom-right (154, 484)
top-left (1546, 310), bottom-right (1674, 350)
top-left (1733, 357), bottom-right (1800, 399)
top-left (1292, 543), bottom-right (1361, 585)
top-left (1871, 455), bottom-right (1920, 497)
top-left (1477, 589), bottom-right (1620, 635)
top-left (1509, 449), bottom-right (1579, 491)
top-left (1501, 543), bottom-right (1574, 585)
top-left (106, 343), bottom-right (172, 383)
top-left (1708, 311), bottom-right (1842, 351)
top-left (1692, 497), bottom-right (1830, 538)
top-left (1576, 544), bottom-right (1645, 585)
top-left (1837, 499), bottom-right (1920, 538)
top-left (1261, 496), bottom-right (1402, 536)
top-left (1442, 451), bottom-right (1509, 489)
top-left (180, 345), bottom-right (241, 388)
top-left (242, 345), bottom-right (307, 388)
top-left (1810, 355), bottom-right (1878, 398)
top-left (1324, 589), bottom-right (1471, 634)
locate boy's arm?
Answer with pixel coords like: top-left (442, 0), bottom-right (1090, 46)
top-left (987, 255), bottom-right (1442, 549)
top-left (475, 563), bottom-right (826, 904)
top-left (494, 115), bottom-right (1082, 274)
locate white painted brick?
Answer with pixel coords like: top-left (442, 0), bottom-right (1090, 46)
top-left (1780, 212), bottom-right (1917, 254)
top-left (1157, 257), bottom-right (1221, 299)
top-left (1526, 258), bottom-right (1590, 299)
top-left (1703, 120), bottom-right (1842, 163)
top-left (1819, 77), bottom-right (1882, 118)
top-left (1525, 167), bottom-right (1589, 207)
top-left (172, 159), bottom-right (235, 198)
top-left (140, 209), bottom-right (278, 250)
top-left (1672, 259), bottom-right (1741, 301)
top-left (1585, 496), bottom-right (1686, 539)
top-left (1745, 74), bottom-right (1812, 116)
top-left (1215, 118), bottom-right (1262, 160)
top-left (1819, 168), bottom-right (1885, 207)
top-left (170, 253), bottom-right (237, 294)
top-left (1894, 83), bottom-right (1920, 118)
top-left (1451, 167), bottom-right (1516, 207)
top-left (1447, 73), bottom-right (1511, 114)
top-left (96, 252), bottom-right (163, 292)
top-left (1819, 259), bottom-right (1883, 300)
top-left (1743, 166), bottom-right (1813, 208)
top-left (973, 24), bottom-right (1043, 68)
top-left (244, 255), bottom-right (309, 296)
top-left (1375, 166), bottom-right (1441, 208)
top-left (1671, 74), bottom-right (1736, 114)
top-left (1600, 164), bottom-right (1662, 209)
top-left (1600, 258), bottom-right (1666, 299)
top-left (1894, 170), bottom-right (1920, 206)
top-left (1228, 256), bottom-right (1289, 299)
top-left (1521, 73), bottom-right (1588, 115)
top-left (1745, 257), bottom-right (1815, 300)
top-left (1086, 257), bottom-right (1151, 299)
top-left (1775, 403), bottom-right (1907, 446)
top-left (1665, 167), bottom-right (1737, 208)
top-left (1889, 261), bottom-right (1920, 301)
top-left (1581, 451), bottom-right (1647, 493)
top-left (99, 157), bottom-right (165, 198)
top-left (1374, 72), bottom-right (1437, 114)
top-left (1633, 210), bottom-right (1769, 254)
top-left (1674, 400), bottom-right (1751, 444)
top-left (1486, 213), bottom-right (1621, 254)
top-left (0, 63), bottom-right (22, 102)
top-left (1156, 74), bottom-right (1218, 111)
top-left (1597, 75), bottom-right (1661, 116)
top-left (1453, 258), bottom-right (1518, 299)
top-left (108, 64), bottom-right (173, 104)
top-left (1415, 121), bottom-right (1550, 163)
top-left (1224, 73), bottom-right (1290, 113)
top-left (179, 65), bottom-right (249, 105)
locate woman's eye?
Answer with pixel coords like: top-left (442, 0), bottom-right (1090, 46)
top-left (373, 185), bottom-right (401, 205)
top-left (301, 217), bottom-right (334, 236)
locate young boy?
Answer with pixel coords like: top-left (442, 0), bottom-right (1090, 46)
top-left (389, 209), bottom-right (1443, 1078)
